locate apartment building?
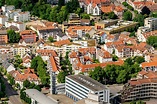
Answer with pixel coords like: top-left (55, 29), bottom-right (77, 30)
top-left (141, 61), bottom-right (157, 71)
top-left (0, 15), bottom-right (8, 25)
top-left (144, 17), bottom-right (157, 30)
top-left (20, 30), bottom-right (36, 43)
top-left (14, 11), bottom-right (30, 22)
top-left (1, 5), bottom-right (15, 13)
top-left (121, 70), bottom-right (157, 102)
top-left (0, 30), bottom-right (8, 44)
top-left (65, 75), bottom-right (110, 103)
top-left (5, 21), bottom-right (26, 31)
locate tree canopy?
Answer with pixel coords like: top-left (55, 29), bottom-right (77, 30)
top-left (123, 10), bottom-right (132, 21)
top-left (147, 36), bottom-right (157, 48)
top-left (7, 30), bottom-right (20, 43)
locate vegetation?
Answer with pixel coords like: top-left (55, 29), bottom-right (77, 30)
top-left (133, 14), bottom-right (145, 26)
top-left (57, 52), bottom-right (73, 83)
top-left (31, 56), bottom-right (49, 86)
top-left (122, 2), bottom-right (134, 11)
top-left (129, 31), bottom-right (136, 37)
top-left (20, 89), bottom-right (31, 104)
top-left (7, 30), bottom-right (20, 43)
top-left (48, 36), bottom-right (55, 42)
top-left (123, 10), bottom-right (132, 21)
top-left (130, 100), bottom-right (145, 104)
top-left (112, 55), bottom-right (118, 61)
top-left (81, 13), bottom-right (90, 19)
top-left (150, 12), bottom-right (157, 18)
top-left (89, 56), bottom-right (143, 84)
top-left (0, 77), bottom-right (6, 98)
top-left (23, 80), bottom-right (41, 91)
top-left (7, 74), bottom-right (15, 85)
top-left (101, 12), bottom-right (117, 19)
top-left (147, 36), bottom-right (157, 48)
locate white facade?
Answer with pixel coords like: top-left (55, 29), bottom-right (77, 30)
top-left (144, 17), bottom-right (157, 30)
top-left (14, 12), bottom-right (30, 22)
top-left (5, 21), bottom-right (26, 31)
top-left (65, 75), bottom-right (110, 103)
top-left (0, 15), bottom-right (8, 25)
top-left (2, 5), bottom-right (15, 13)
top-left (137, 26), bottom-right (151, 42)
top-left (87, 3), bottom-right (101, 15)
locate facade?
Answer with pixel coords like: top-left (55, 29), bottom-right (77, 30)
top-left (144, 17), bottom-right (157, 30)
top-left (0, 15), bottom-right (8, 25)
top-left (65, 75), bottom-right (110, 103)
top-left (14, 11), bottom-right (30, 22)
top-left (5, 21), bottom-right (26, 31)
top-left (121, 70), bottom-right (157, 102)
top-left (20, 30), bottom-right (37, 43)
top-left (0, 30), bottom-right (8, 44)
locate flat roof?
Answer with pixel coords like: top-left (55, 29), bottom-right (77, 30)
top-left (67, 75), bottom-right (107, 91)
top-left (25, 89), bottom-right (58, 104)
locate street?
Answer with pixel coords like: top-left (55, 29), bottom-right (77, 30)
top-left (1, 75), bottom-right (23, 104)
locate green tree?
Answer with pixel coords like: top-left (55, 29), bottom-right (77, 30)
top-left (81, 13), bottom-right (90, 19)
top-left (23, 80), bottom-right (31, 88)
top-left (108, 12), bottom-right (117, 19)
top-left (57, 71), bottom-right (68, 83)
top-left (116, 70), bottom-right (127, 83)
top-left (0, 0), bottom-right (5, 7)
top-left (7, 30), bottom-right (20, 43)
top-left (147, 36), bottom-right (157, 48)
top-left (10, 78), bottom-right (15, 85)
top-left (129, 31), bottom-right (136, 37)
top-left (133, 56), bottom-right (145, 64)
top-left (58, 0), bottom-right (65, 7)
top-left (133, 14), bottom-right (145, 26)
top-left (48, 36), bottom-right (54, 42)
top-left (89, 66), bottom-right (105, 83)
top-left (123, 11), bottom-right (132, 21)
top-left (112, 55), bottom-right (118, 61)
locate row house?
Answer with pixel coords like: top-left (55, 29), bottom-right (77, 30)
top-left (121, 70), bottom-right (157, 102)
top-left (141, 61), bottom-right (157, 71)
top-left (37, 26), bottom-right (68, 41)
top-left (73, 59), bottom-right (124, 75)
top-left (65, 26), bottom-right (95, 40)
top-left (9, 68), bottom-right (40, 88)
top-left (22, 53), bottom-right (32, 68)
top-left (96, 47), bottom-right (112, 63)
top-left (12, 45), bottom-right (31, 58)
top-left (0, 30), bottom-right (8, 44)
top-left (20, 30), bottom-right (37, 43)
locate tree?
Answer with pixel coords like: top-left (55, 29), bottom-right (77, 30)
top-left (57, 71), bottom-right (68, 83)
top-left (133, 14), bottom-right (145, 26)
top-left (81, 13), bottom-right (90, 19)
top-left (23, 80), bottom-right (31, 88)
top-left (123, 11), bottom-right (132, 21)
top-left (108, 12), bottom-right (117, 19)
top-left (7, 30), bottom-right (20, 43)
top-left (133, 56), bottom-right (145, 64)
top-left (48, 36), bottom-right (54, 42)
top-left (0, 0), bottom-right (5, 7)
top-left (147, 36), bottom-right (157, 48)
top-left (116, 70), bottom-right (127, 84)
top-left (89, 66), bottom-right (105, 83)
top-left (34, 85), bottom-right (41, 91)
top-left (129, 31), bottom-right (136, 37)
top-left (112, 55), bottom-right (118, 61)
top-left (58, 0), bottom-right (65, 7)
top-left (10, 78), bottom-right (15, 85)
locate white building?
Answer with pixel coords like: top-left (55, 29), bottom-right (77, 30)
top-left (65, 75), bottom-right (110, 103)
top-left (1, 5), bottom-right (15, 14)
top-left (144, 17), bottom-right (157, 31)
top-left (14, 11), bottom-right (30, 22)
top-left (0, 15), bottom-right (8, 25)
top-left (5, 21), bottom-right (26, 31)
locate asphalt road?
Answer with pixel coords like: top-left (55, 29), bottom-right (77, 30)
top-left (1, 75), bottom-right (23, 104)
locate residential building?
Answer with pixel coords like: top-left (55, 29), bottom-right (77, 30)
top-left (25, 89), bottom-right (58, 104)
top-left (1, 5), bottom-right (15, 13)
top-left (0, 15), bottom-right (8, 25)
top-left (121, 70), bottom-right (157, 102)
top-left (114, 6), bottom-right (124, 18)
top-left (65, 75), bottom-right (110, 103)
top-left (5, 21), bottom-right (26, 31)
top-left (22, 53), bottom-right (32, 68)
top-left (2, 60), bottom-right (15, 72)
top-left (141, 61), bottom-right (157, 71)
top-left (12, 45), bottom-right (30, 58)
top-left (0, 46), bottom-right (12, 54)
top-left (0, 30), bottom-right (8, 44)
top-left (14, 11), bottom-right (30, 22)
top-left (144, 17), bottom-right (157, 30)
top-left (68, 13), bottom-right (80, 24)
top-left (20, 30), bottom-right (37, 43)
top-left (10, 68), bottom-right (40, 87)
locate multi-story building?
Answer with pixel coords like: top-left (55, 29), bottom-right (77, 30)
top-left (14, 11), bottom-right (30, 22)
top-left (121, 70), bottom-right (157, 102)
top-left (144, 17), bottom-right (157, 31)
top-left (0, 30), bottom-right (8, 44)
top-left (20, 30), bottom-right (36, 43)
top-left (0, 15), bottom-right (8, 25)
top-left (1, 5), bottom-right (15, 14)
top-left (5, 21), bottom-right (26, 31)
top-left (65, 75), bottom-right (110, 103)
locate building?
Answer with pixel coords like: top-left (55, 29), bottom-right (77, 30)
top-left (14, 11), bottom-right (30, 22)
top-left (25, 89), bottom-right (58, 104)
top-left (68, 13), bottom-right (80, 24)
top-left (65, 75), bottom-right (110, 103)
top-left (20, 30), bottom-right (36, 43)
top-left (0, 15), bottom-right (8, 25)
top-left (144, 17), bottom-right (157, 30)
top-left (1, 5), bottom-right (15, 13)
top-left (0, 30), bottom-right (8, 44)
top-left (121, 70), bottom-right (157, 102)
top-left (5, 21), bottom-right (26, 31)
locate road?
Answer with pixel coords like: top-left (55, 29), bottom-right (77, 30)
top-left (1, 75), bottom-right (23, 104)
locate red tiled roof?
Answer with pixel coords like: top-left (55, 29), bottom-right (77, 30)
top-left (49, 56), bottom-right (58, 72)
top-left (36, 49), bottom-right (58, 57)
top-left (53, 39), bottom-right (71, 47)
top-left (141, 61), bottom-right (157, 68)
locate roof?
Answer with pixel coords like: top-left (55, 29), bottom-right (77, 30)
top-left (101, 4), bottom-right (115, 13)
top-left (115, 6), bottom-right (123, 12)
top-left (36, 49), bottom-right (58, 57)
top-left (20, 30), bottom-right (36, 35)
top-left (69, 51), bottom-right (77, 58)
top-left (142, 30), bottom-right (157, 39)
top-left (67, 75), bottom-right (107, 91)
top-left (25, 89), bottom-right (58, 104)
top-left (53, 39), bottom-right (71, 47)
top-left (49, 56), bottom-right (58, 72)
top-left (129, 78), bottom-right (157, 86)
top-left (141, 61), bottom-right (157, 68)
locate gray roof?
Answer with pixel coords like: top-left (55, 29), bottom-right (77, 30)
top-left (67, 75), bottom-right (107, 91)
top-left (25, 89), bottom-right (58, 104)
